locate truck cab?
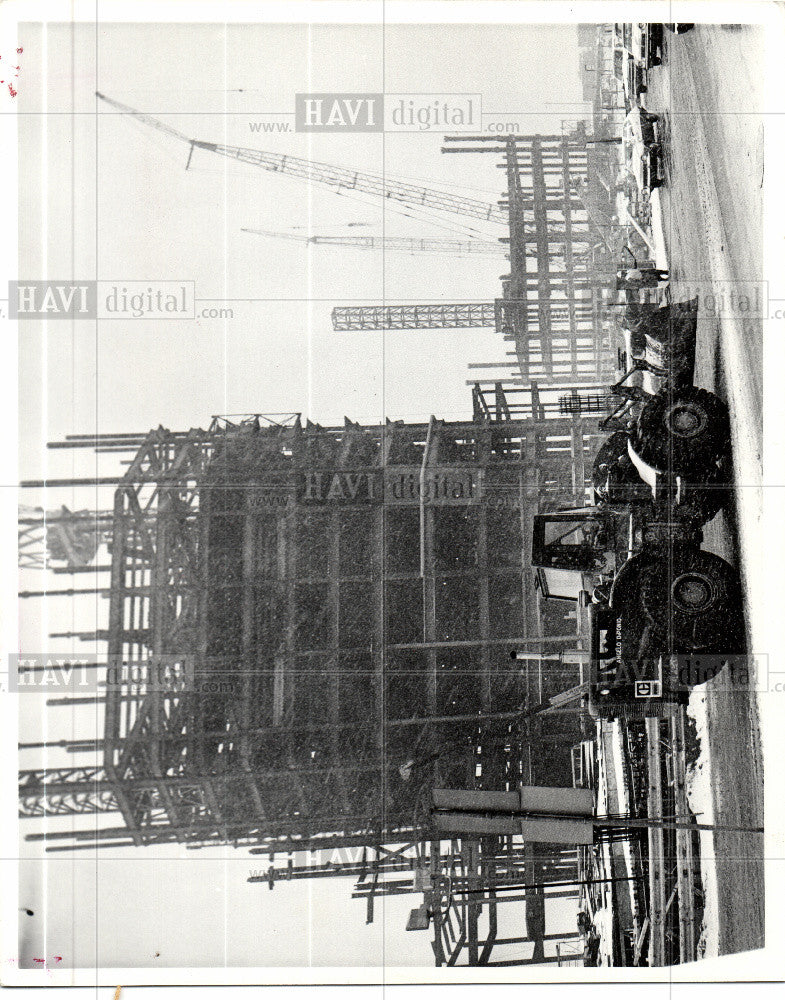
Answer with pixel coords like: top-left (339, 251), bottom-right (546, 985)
top-left (532, 507), bottom-right (625, 581)
top-left (532, 505), bottom-right (744, 719)
top-left (531, 514), bottom-right (679, 720)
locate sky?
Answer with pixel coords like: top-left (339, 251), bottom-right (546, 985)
top-left (12, 14), bottom-right (585, 973)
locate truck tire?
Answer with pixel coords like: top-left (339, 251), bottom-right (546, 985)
top-left (669, 481), bottom-right (729, 526)
top-left (653, 454), bottom-right (733, 526)
top-left (646, 144), bottom-right (663, 188)
top-left (634, 386), bottom-right (730, 475)
top-left (639, 548), bottom-right (743, 655)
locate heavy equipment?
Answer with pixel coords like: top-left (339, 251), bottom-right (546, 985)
top-left (531, 296), bottom-right (744, 718)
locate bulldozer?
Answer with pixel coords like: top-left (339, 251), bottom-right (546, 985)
top-left (532, 296), bottom-right (745, 719)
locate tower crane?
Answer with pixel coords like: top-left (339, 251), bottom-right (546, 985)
top-left (332, 301), bottom-right (593, 332)
top-left (95, 92), bottom-right (507, 225)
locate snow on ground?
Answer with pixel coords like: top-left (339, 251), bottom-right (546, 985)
top-left (648, 189), bottom-right (669, 271)
top-left (592, 905), bottom-right (614, 966)
top-left (610, 722), bottom-right (637, 923)
top-left (686, 690), bottom-right (719, 959)
top-left (650, 176), bottom-right (718, 961)
top-left (593, 722), bottom-right (616, 962)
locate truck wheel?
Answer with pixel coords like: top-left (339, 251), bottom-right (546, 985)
top-left (649, 145), bottom-right (664, 187)
top-left (673, 482), bottom-right (730, 526)
top-left (634, 386), bottom-right (730, 475)
top-left (639, 548), bottom-right (743, 653)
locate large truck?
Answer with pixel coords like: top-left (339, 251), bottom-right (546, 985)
top-left (532, 297), bottom-right (744, 719)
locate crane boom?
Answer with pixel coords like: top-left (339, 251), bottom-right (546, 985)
top-left (96, 92), bottom-right (507, 225)
top-left (95, 92), bottom-right (192, 143)
top-left (241, 228), bottom-right (505, 255)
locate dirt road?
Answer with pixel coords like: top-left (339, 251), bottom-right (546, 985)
top-left (646, 24), bottom-right (765, 956)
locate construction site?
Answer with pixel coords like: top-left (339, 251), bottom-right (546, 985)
top-left (16, 23), bottom-right (755, 970)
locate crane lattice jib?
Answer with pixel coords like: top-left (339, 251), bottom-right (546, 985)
top-left (311, 236), bottom-right (503, 253)
top-left (196, 141), bottom-right (507, 223)
top-left (95, 92), bottom-right (507, 225)
top-left (241, 229), bottom-right (506, 255)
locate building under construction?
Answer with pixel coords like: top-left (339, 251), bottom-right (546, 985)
top-left (17, 101), bottom-right (623, 963)
top-left (334, 126), bottom-right (616, 391)
top-left (17, 39), bottom-right (720, 968)
top-left (20, 385), bottom-right (608, 856)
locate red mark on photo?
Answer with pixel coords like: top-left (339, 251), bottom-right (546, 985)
top-left (1, 47), bottom-right (22, 96)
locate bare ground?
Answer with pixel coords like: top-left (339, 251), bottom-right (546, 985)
top-left (647, 24), bottom-right (765, 956)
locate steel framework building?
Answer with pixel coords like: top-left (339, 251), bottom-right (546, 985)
top-left (20, 397), bottom-right (607, 853)
top-left (445, 127), bottom-right (613, 384)
top-left (332, 129), bottom-right (615, 387)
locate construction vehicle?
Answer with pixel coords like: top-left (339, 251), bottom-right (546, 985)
top-left (532, 296), bottom-right (744, 719)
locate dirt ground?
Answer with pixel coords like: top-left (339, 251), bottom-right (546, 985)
top-left (646, 24), bottom-right (765, 956)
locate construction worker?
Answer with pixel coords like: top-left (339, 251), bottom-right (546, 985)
top-left (617, 265), bottom-right (669, 290)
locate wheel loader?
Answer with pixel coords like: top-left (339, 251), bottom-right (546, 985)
top-left (531, 296), bottom-right (745, 719)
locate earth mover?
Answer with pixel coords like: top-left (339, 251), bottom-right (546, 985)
top-left (532, 296), bottom-right (744, 719)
